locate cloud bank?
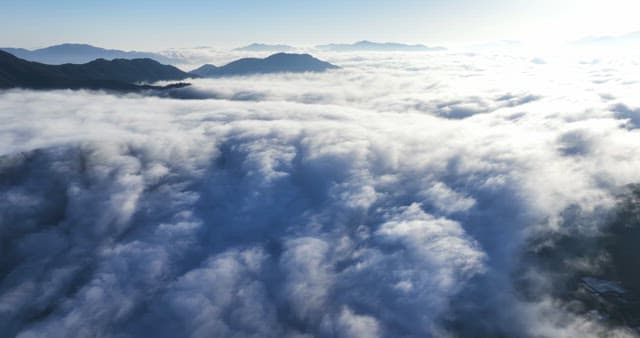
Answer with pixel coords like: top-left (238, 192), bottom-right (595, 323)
top-left (1, 52), bottom-right (640, 337)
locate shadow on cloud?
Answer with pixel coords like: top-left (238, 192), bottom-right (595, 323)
top-left (1, 52), bottom-right (640, 337)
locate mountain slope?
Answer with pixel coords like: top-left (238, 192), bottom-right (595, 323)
top-left (189, 64), bottom-right (219, 78)
top-left (0, 50), bottom-right (192, 91)
top-left (316, 40), bottom-right (446, 52)
top-left (0, 43), bottom-right (179, 65)
top-left (56, 58), bottom-right (192, 83)
top-left (189, 53), bottom-right (338, 77)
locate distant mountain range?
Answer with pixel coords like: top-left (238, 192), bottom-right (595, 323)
top-left (573, 31), bottom-right (640, 47)
top-left (0, 43), bottom-right (179, 65)
top-left (316, 40), bottom-right (446, 52)
top-left (190, 53), bottom-right (338, 77)
top-left (0, 50), bottom-right (192, 91)
top-left (234, 43), bottom-right (296, 52)
top-left (0, 50), bottom-right (339, 92)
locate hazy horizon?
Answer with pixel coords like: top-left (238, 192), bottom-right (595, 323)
top-left (3, 0), bottom-right (640, 50)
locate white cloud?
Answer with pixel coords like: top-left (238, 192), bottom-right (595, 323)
top-left (2, 51), bottom-right (640, 337)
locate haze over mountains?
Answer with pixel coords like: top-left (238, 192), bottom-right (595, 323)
top-left (0, 41), bottom-right (449, 67)
top-left (573, 31), bottom-right (640, 47)
top-left (189, 53), bottom-right (338, 77)
top-left (316, 40), bottom-right (447, 52)
top-left (0, 40), bottom-right (451, 72)
top-left (0, 43), bottom-right (179, 65)
top-left (234, 43), bottom-right (296, 52)
top-left (5, 35), bottom-right (636, 70)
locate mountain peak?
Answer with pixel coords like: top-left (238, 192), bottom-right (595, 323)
top-left (48, 43), bottom-right (96, 48)
top-left (234, 43), bottom-right (296, 52)
top-left (39, 43), bottom-right (106, 52)
top-left (190, 53), bottom-right (337, 77)
top-left (266, 52), bottom-right (312, 59)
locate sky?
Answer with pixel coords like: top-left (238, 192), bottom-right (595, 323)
top-left (1, 0), bottom-right (640, 50)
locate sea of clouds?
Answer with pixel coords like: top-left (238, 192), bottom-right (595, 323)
top-left (1, 51), bottom-right (640, 337)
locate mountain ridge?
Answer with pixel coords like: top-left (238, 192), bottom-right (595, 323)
top-left (0, 43), bottom-right (179, 65)
top-left (0, 50), bottom-right (192, 92)
top-left (573, 31), bottom-right (640, 47)
top-left (316, 40), bottom-right (446, 52)
top-left (234, 43), bottom-right (296, 52)
top-left (190, 53), bottom-right (338, 77)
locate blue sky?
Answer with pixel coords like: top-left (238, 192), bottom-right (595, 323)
top-left (2, 0), bottom-right (640, 50)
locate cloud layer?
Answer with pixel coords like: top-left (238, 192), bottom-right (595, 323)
top-left (1, 51), bottom-right (640, 337)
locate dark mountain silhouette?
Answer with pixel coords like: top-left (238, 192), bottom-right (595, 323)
top-left (189, 53), bottom-right (338, 77)
top-left (0, 50), bottom-right (193, 92)
top-left (316, 40), bottom-right (446, 52)
top-left (54, 58), bottom-right (192, 83)
top-left (234, 43), bottom-right (296, 52)
top-left (0, 43), bottom-right (179, 65)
